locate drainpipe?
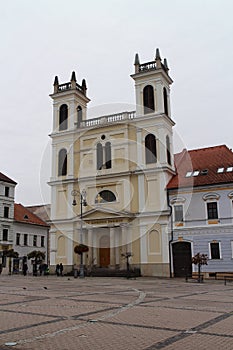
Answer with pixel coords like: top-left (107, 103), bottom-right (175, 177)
top-left (167, 190), bottom-right (173, 278)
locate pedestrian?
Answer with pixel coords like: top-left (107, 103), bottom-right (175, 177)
top-left (59, 263), bottom-right (63, 276)
top-left (55, 264), bottom-right (60, 276)
top-left (23, 263), bottom-right (28, 276)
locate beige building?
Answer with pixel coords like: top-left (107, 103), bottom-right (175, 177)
top-left (49, 49), bottom-right (175, 276)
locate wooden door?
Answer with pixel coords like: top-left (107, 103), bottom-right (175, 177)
top-left (172, 242), bottom-right (192, 277)
top-left (99, 235), bottom-right (110, 267)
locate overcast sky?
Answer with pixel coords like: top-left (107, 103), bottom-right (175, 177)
top-left (0, 0), bottom-right (232, 205)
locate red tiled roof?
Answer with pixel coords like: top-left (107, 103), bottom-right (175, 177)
top-left (167, 145), bottom-right (233, 189)
top-left (14, 203), bottom-right (49, 227)
top-left (0, 172), bottom-right (17, 185)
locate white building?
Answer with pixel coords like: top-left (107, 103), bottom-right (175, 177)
top-left (0, 171), bottom-right (17, 272)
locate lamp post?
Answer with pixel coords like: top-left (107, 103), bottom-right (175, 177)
top-left (71, 189), bottom-right (87, 278)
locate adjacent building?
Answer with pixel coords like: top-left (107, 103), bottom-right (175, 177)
top-left (167, 145), bottom-right (233, 277)
top-left (0, 172), bottom-right (17, 271)
top-left (13, 203), bottom-right (49, 273)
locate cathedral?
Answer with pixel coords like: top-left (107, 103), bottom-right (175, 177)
top-left (49, 49), bottom-right (175, 277)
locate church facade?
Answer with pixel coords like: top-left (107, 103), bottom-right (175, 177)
top-left (49, 49), bottom-right (175, 276)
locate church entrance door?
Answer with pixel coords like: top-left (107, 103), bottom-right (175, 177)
top-left (99, 235), bottom-right (110, 267)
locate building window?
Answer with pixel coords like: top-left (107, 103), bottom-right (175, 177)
top-left (174, 205), bottom-right (184, 222)
top-left (16, 233), bottom-right (20, 245)
top-left (207, 202), bottom-right (218, 220)
top-left (166, 135), bottom-right (171, 165)
top-left (97, 142), bottom-right (112, 170)
top-left (143, 85), bottom-right (155, 114)
top-left (4, 207), bottom-right (9, 218)
top-left (41, 236), bottom-right (45, 248)
top-left (77, 106), bottom-right (82, 127)
top-left (163, 87), bottom-right (168, 115)
top-left (105, 142), bottom-right (112, 169)
top-left (209, 242), bottom-right (221, 259)
top-left (5, 187), bottom-right (9, 197)
top-left (58, 149), bottom-right (67, 176)
top-left (145, 134), bottom-right (157, 164)
top-left (3, 229), bottom-right (8, 241)
top-left (97, 143), bottom-right (103, 170)
top-left (59, 104), bottom-right (68, 131)
top-left (95, 190), bottom-right (116, 203)
top-left (24, 234), bottom-right (28, 246)
top-left (33, 235), bottom-right (37, 247)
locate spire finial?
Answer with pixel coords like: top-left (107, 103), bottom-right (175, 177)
top-left (163, 58), bottom-right (169, 72)
top-left (82, 79), bottom-right (87, 95)
top-left (53, 76), bottom-right (59, 93)
top-left (134, 53), bottom-right (140, 73)
top-left (155, 48), bottom-right (162, 69)
top-left (71, 71), bottom-right (77, 82)
top-left (71, 71), bottom-right (77, 89)
top-left (155, 48), bottom-right (161, 60)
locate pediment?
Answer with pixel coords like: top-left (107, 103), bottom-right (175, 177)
top-left (82, 206), bottom-right (135, 224)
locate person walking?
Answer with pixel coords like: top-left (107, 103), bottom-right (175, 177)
top-left (55, 264), bottom-right (60, 276)
top-left (59, 263), bottom-right (63, 276)
top-left (23, 263), bottom-right (28, 276)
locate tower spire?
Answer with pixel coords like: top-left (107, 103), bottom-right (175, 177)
top-left (155, 48), bottom-right (162, 69)
top-left (134, 53), bottom-right (140, 73)
top-left (53, 76), bottom-right (59, 93)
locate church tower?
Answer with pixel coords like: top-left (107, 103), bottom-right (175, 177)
top-left (49, 72), bottom-right (90, 268)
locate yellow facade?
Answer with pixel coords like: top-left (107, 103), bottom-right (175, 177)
top-left (49, 50), bottom-right (175, 276)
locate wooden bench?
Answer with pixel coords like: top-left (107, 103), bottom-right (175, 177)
top-left (224, 275), bottom-right (233, 285)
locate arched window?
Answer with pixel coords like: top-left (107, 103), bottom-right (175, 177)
top-left (97, 143), bottom-right (103, 170)
top-left (58, 149), bottom-right (67, 176)
top-left (163, 87), bottom-right (168, 116)
top-left (143, 85), bottom-right (155, 114)
top-left (59, 104), bottom-right (68, 131)
top-left (77, 106), bottom-right (82, 127)
top-left (95, 190), bottom-right (116, 203)
top-left (145, 134), bottom-right (157, 164)
top-left (105, 142), bottom-right (112, 169)
top-left (166, 135), bottom-right (171, 165)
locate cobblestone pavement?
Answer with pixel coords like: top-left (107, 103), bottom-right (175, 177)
top-left (0, 275), bottom-right (233, 349)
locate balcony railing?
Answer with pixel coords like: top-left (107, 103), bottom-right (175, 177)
top-left (139, 61), bottom-right (156, 72)
top-left (57, 82), bottom-right (85, 94)
top-left (80, 111), bottom-right (136, 128)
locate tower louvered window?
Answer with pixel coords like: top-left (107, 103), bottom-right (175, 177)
top-left (59, 104), bottom-right (68, 131)
top-left (145, 134), bottom-right (157, 164)
top-left (143, 85), bottom-right (155, 114)
top-left (58, 149), bottom-right (67, 176)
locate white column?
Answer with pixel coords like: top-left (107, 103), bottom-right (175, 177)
top-left (115, 228), bottom-right (120, 265)
top-left (110, 227), bottom-right (115, 266)
top-left (88, 229), bottom-right (93, 265)
top-left (155, 81), bottom-right (163, 113)
top-left (50, 231), bottom-right (57, 265)
top-left (92, 229), bottom-right (98, 265)
top-left (67, 232), bottom-right (73, 265)
top-left (136, 127), bottom-right (143, 169)
top-left (140, 224), bottom-right (147, 263)
top-left (161, 224), bottom-right (169, 263)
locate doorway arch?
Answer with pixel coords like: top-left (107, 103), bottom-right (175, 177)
top-left (172, 241), bottom-right (192, 277)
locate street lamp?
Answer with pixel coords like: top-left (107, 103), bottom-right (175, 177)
top-left (71, 189), bottom-right (87, 278)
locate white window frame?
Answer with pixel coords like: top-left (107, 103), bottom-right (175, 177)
top-left (208, 241), bottom-right (222, 259)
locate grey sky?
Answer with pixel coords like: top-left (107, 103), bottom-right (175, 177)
top-left (0, 0), bottom-right (232, 205)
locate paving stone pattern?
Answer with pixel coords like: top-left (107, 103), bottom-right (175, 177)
top-left (0, 276), bottom-right (233, 349)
